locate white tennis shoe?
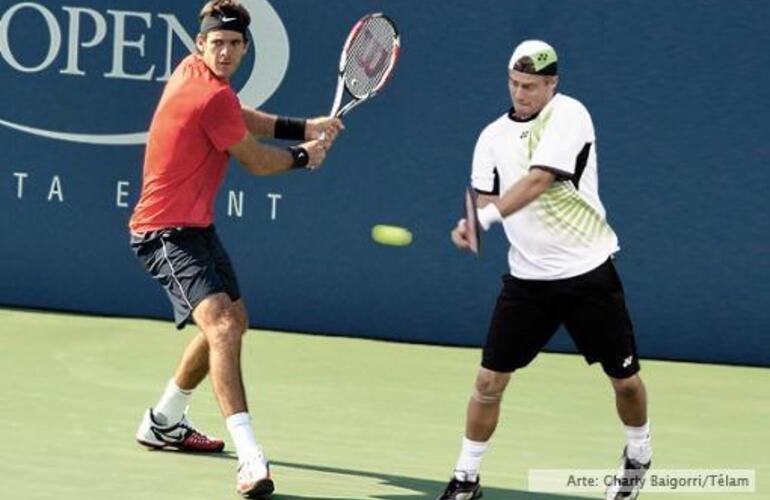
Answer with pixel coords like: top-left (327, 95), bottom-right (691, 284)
top-left (237, 449), bottom-right (274, 499)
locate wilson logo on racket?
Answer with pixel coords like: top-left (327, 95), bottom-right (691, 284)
top-left (355, 30), bottom-right (389, 77)
top-left (0, 0), bottom-right (288, 146)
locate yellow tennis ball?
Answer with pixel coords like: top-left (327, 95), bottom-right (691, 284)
top-left (371, 225), bottom-right (412, 247)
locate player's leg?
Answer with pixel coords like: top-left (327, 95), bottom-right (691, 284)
top-left (165, 281), bottom-right (249, 397)
top-left (174, 332), bottom-right (210, 390)
top-left (231, 298), bottom-right (249, 336)
top-left (192, 292), bottom-right (248, 417)
top-left (437, 275), bottom-right (560, 500)
top-left (131, 228), bottom-right (230, 452)
top-left (193, 291), bottom-right (272, 497)
top-left (147, 305), bottom-right (244, 431)
top-left (159, 231), bottom-right (249, 404)
top-left (439, 368), bottom-right (509, 500)
top-left (198, 229), bottom-right (273, 498)
top-left (562, 259), bottom-right (651, 499)
top-left (138, 333), bottom-right (209, 441)
top-left (605, 374), bottom-right (651, 500)
top-left (466, 368), bottom-right (510, 442)
top-left (611, 374), bottom-right (647, 427)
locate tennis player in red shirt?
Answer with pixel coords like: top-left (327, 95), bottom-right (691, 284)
top-left (129, 1), bottom-right (343, 497)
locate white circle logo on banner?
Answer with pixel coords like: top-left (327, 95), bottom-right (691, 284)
top-left (0, 0), bottom-right (289, 146)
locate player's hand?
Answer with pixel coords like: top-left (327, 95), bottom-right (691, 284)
top-left (451, 218), bottom-right (473, 251)
top-left (300, 134), bottom-right (334, 170)
top-left (306, 117), bottom-right (345, 141)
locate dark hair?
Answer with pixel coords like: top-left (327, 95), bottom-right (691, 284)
top-left (199, 0), bottom-right (250, 23)
top-left (512, 56), bottom-right (537, 74)
top-left (199, 0), bottom-right (251, 36)
top-left (512, 55), bottom-right (558, 76)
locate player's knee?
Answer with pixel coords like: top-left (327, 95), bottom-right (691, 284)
top-left (472, 370), bottom-right (509, 405)
top-left (230, 301), bottom-right (249, 336)
top-left (611, 374), bottom-right (643, 399)
top-left (207, 312), bottom-right (244, 347)
top-left (237, 311), bottom-right (249, 336)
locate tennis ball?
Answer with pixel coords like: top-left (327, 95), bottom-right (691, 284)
top-left (371, 225), bottom-right (412, 247)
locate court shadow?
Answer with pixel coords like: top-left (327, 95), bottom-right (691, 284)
top-left (269, 460), bottom-right (588, 500)
top-left (158, 452), bottom-right (586, 499)
top-left (142, 447), bottom-right (239, 460)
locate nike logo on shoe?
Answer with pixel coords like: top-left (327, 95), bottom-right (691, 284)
top-left (151, 425), bottom-right (187, 443)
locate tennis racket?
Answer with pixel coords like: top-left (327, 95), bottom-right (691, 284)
top-left (328, 13), bottom-right (400, 118)
top-left (464, 187), bottom-right (481, 255)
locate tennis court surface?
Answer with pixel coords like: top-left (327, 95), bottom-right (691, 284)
top-left (0, 308), bottom-right (767, 499)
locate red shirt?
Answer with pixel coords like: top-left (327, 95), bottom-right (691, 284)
top-left (129, 55), bottom-right (247, 233)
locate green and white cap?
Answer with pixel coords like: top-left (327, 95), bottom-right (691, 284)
top-left (508, 40), bottom-right (558, 75)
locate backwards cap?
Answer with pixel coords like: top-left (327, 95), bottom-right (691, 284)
top-left (508, 40), bottom-right (558, 75)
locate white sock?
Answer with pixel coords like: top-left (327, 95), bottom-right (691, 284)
top-left (226, 412), bottom-right (262, 461)
top-left (153, 379), bottom-right (192, 425)
top-left (625, 421), bottom-right (652, 464)
top-left (454, 437), bottom-right (488, 482)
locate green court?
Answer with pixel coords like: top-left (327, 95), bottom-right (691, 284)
top-left (0, 308), bottom-right (767, 499)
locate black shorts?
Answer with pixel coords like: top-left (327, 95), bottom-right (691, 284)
top-left (130, 225), bottom-right (241, 329)
top-left (482, 258), bottom-right (640, 379)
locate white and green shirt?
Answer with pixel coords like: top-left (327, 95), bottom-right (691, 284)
top-left (471, 93), bottom-right (619, 280)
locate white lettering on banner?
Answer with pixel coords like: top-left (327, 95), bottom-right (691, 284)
top-left (47, 175), bottom-right (63, 202)
top-left (0, 3), bottom-right (61, 73)
top-left (104, 10), bottom-right (154, 81)
top-left (13, 172), bottom-right (28, 198)
top-left (26, 174), bottom-right (285, 220)
top-left (116, 181), bottom-right (130, 207)
top-left (228, 190), bottom-right (244, 218)
top-left (60, 6), bottom-right (107, 76)
top-left (267, 193), bottom-right (281, 220)
top-left (156, 13), bottom-right (195, 81)
top-left (0, 0), bottom-right (289, 145)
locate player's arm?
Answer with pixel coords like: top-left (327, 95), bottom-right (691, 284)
top-left (241, 108), bottom-right (344, 141)
top-left (476, 193), bottom-right (499, 209)
top-left (240, 108), bottom-right (277, 138)
top-left (476, 167), bottom-right (556, 226)
top-left (452, 191), bottom-right (499, 251)
top-left (227, 131), bottom-right (331, 175)
top-left (452, 128), bottom-right (502, 249)
top-left (452, 172), bottom-right (553, 249)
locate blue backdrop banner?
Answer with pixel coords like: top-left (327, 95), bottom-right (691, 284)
top-left (0, 0), bottom-right (767, 366)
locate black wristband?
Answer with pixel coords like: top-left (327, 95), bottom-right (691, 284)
top-left (274, 116), bottom-right (307, 141)
top-left (288, 146), bottom-right (310, 169)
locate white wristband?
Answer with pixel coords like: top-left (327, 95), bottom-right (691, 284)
top-left (477, 203), bottom-right (503, 231)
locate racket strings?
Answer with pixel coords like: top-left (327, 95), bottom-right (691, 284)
top-left (344, 18), bottom-right (396, 97)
